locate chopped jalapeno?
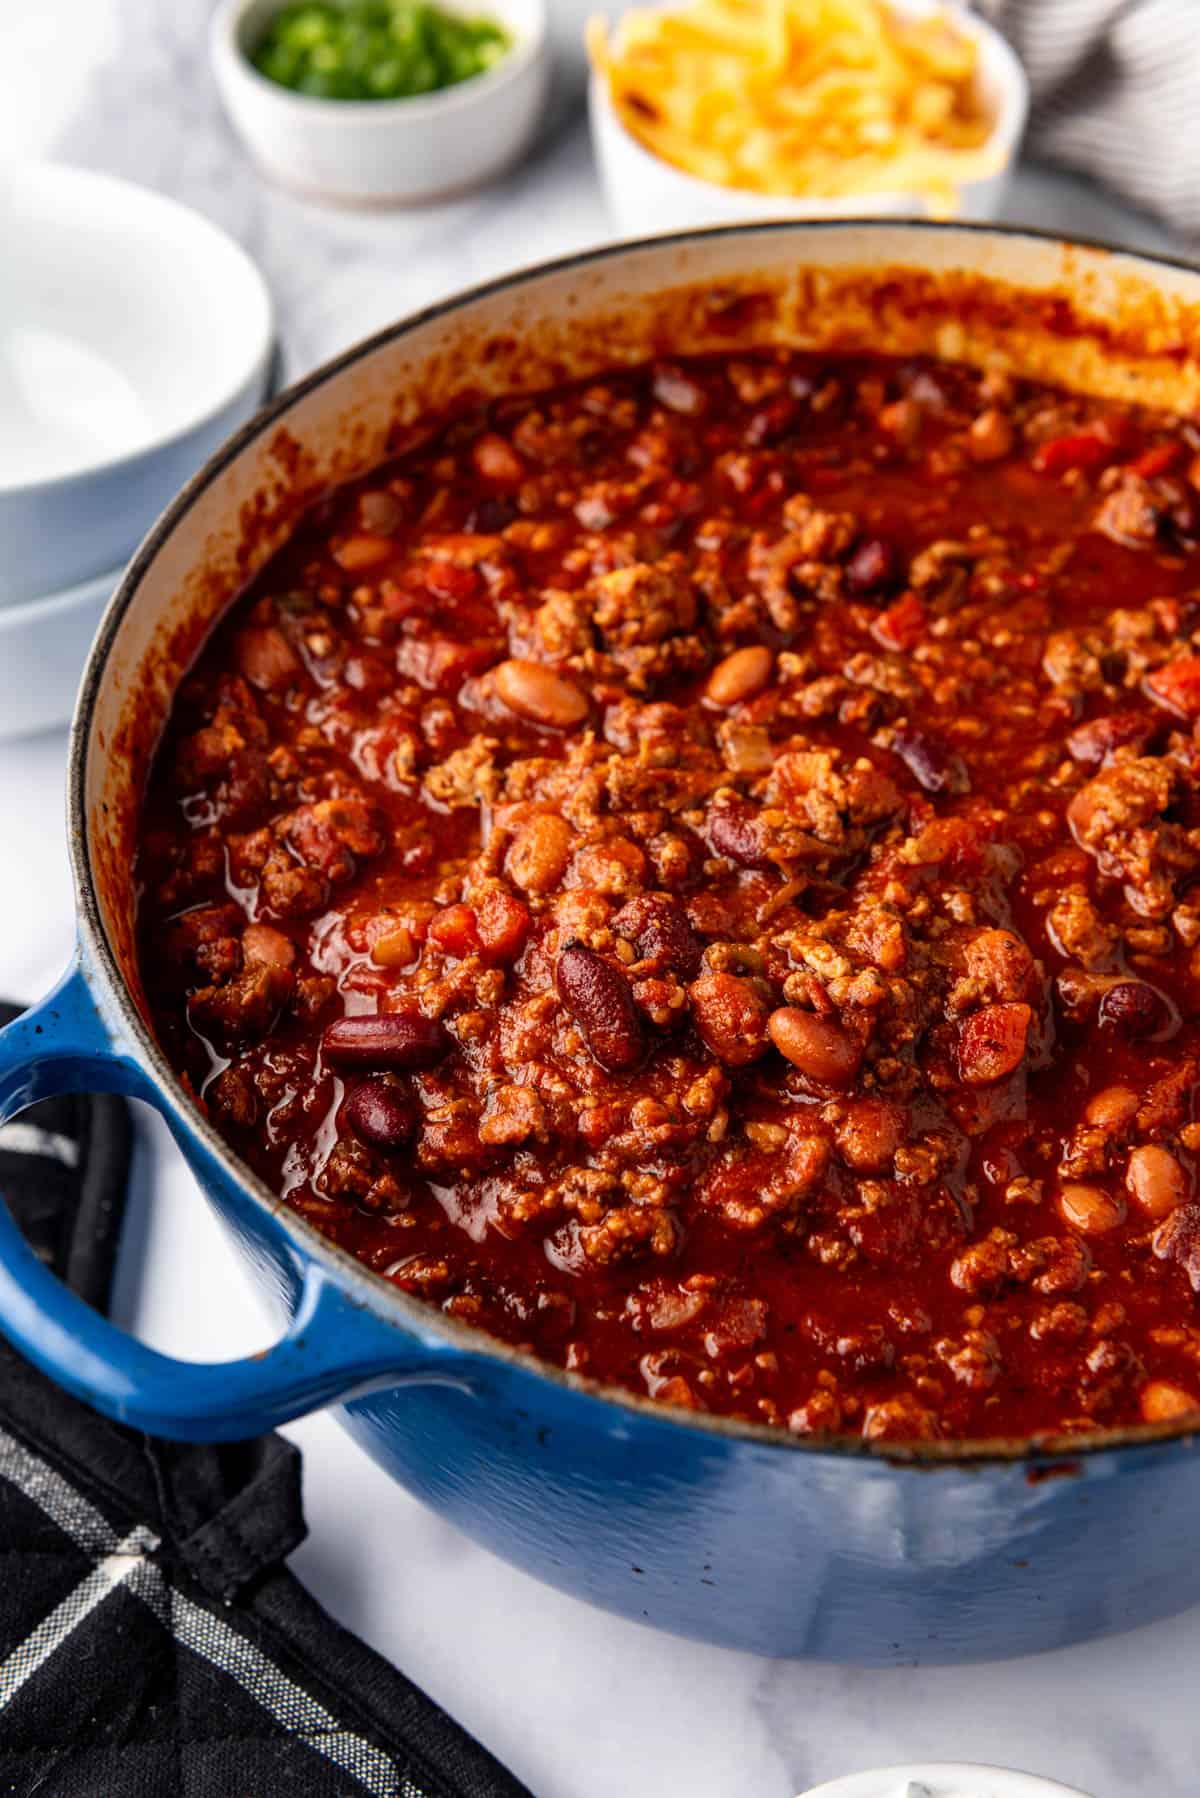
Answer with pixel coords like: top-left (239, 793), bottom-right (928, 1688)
top-left (250, 1), bottom-right (511, 101)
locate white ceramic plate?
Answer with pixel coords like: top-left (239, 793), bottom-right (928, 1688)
top-left (0, 163), bottom-right (273, 605)
top-left (799, 1764), bottom-right (1095, 1798)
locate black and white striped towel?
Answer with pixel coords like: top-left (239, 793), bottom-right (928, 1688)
top-left (981, 0), bottom-right (1200, 240)
top-left (0, 1005), bottom-right (529, 1798)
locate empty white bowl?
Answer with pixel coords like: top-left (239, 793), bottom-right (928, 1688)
top-left (799, 1766), bottom-right (1094, 1798)
top-left (590, 1), bottom-right (1028, 236)
top-left (0, 164), bottom-right (272, 608)
top-left (0, 564), bottom-right (118, 741)
top-left (211, 0), bottom-right (551, 205)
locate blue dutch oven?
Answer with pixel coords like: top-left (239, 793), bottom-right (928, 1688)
top-left (4, 223), bottom-right (1200, 1666)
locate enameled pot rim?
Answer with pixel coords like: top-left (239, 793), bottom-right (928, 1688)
top-left (67, 217), bottom-right (1200, 1469)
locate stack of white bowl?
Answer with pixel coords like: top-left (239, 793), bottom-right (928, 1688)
top-left (1, 165), bottom-right (273, 739)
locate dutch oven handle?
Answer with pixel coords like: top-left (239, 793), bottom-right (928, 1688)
top-left (0, 963), bottom-right (469, 1441)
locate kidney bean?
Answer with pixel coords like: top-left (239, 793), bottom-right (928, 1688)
top-left (844, 537), bottom-right (900, 596)
top-left (494, 659), bottom-right (588, 729)
top-left (506, 813), bottom-right (574, 894)
top-left (612, 894), bottom-right (702, 978)
top-left (956, 1003), bottom-right (1031, 1085)
top-left (705, 645), bottom-right (773, 708)
top-left (744, 396), bottom-right (799, 446)
top-left (707, 797), bottom-right (770, 869)
top-left (1153, 1202), bottom-right (1200, 1290)
top-left (468, 497), bottom-right (516, 534)
top-left (1127, 1144), bottom-right (1188, 1219)
top-left (1066, 711), bottom-right (1152, 766)
top-left (322, 1011), bottom-right (451, 1070)
top-left (1097, 980), bottom-right (1176, 1042)
top-left (890, 727), bottom-right (970, 796)
top-left (344, 1077), bottom-right (417, 1150)
top-left (556, 943), bottom-right (643, 1072)
top-left (768, 1008), bottom-right (861, 1086)
top-left (689, 972), bottom-right (769, 1066)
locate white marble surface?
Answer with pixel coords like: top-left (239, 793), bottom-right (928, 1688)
top-left (4, 5), bottom-right (1200, 1795)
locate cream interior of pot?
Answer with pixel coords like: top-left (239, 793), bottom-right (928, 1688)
top-left (76, 222), bottom-right (1200, 1017)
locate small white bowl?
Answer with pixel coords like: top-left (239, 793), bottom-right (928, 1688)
top-left (590, 1), bottom-right (1028, 236)
top-left (211, 0), bottom-right (552, 206)
top-left (0, 564), bottom-right (118, 741)
top-left (0, 164), bottom-right (272, 607)
top-left (798, 1765), bottom-right (1095, 1798)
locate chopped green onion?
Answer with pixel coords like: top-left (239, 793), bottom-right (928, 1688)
top-left (249, 1), bottom-right (512, 102)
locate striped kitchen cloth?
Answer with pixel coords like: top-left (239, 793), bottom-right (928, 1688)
top-left (980, 0), bottom-right (1200, 240)
top-left (0, 1007), bottom-right (529, 1798)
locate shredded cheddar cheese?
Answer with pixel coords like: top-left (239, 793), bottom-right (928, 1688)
top-left (588, 0), bottom-right (1002, 215)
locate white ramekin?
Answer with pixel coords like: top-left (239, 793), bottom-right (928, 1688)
top-left (590, 1), bottom-right (1028, 236)
top-left (210, 0), bottom-right (551, 206)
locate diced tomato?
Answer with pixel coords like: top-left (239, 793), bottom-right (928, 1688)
top-left (422, 560), bottom-right (482, 603)
top-left (1129, 442), bottom-right (1183, 480)
top-left (1147, 656), bottom-right (1200, 719)
top-left (427, 904), bottom-right (481, 957)
top-left (957, 1003), bottom-right (1032, 1086)
top-left (1031, 432), bottom-right (1111, 477)
top-left (873, 591), bottom-right (927, 651)
top-left (476, 889), bottom-right (531, 966)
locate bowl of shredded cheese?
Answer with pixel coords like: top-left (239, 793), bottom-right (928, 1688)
top-left (588, 0), bottom-right (1027, 232)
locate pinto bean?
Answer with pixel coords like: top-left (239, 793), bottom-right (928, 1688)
top-left (235, 626), bottom-right (300, 691)
top-left (472, 433), bottom-right (525, 484)
top-left (706, 645), bottom-right (773, 708)
top-left (1126, 1144), bottom-right (1188, 1219)
top-left (357, 489), bottom-right (405, 534)
top-left (708, 643), bottom-right (773, 704)
top-left (333, 533), bottom-right (395, 572)
top-left (688, 972), bottom-right (769, 1066)
top-left (1140, 1380), bottom-right (1200, 1423)
top-left (506, 813), bottom-right (574, 894)
top-left (1058, 1183), bottom-right (1125, 1235)
top-left (242, 923), bottom-right (296, 969)
top-left (556, 943), bottom-right (644, 1072)
top-left (967, 408), bottom-right (1015, 462)
top-left (769, 1008), bottom-right (861, 1086)
top-left (1084, 1084), bottom-right (1140, 1128)
top-left (495, 659), bottom-right (588, 729)
top-left (344, 1077), bottom-right (417, 1149)
top-left (322, 1010), bottom-right (451, 1070)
